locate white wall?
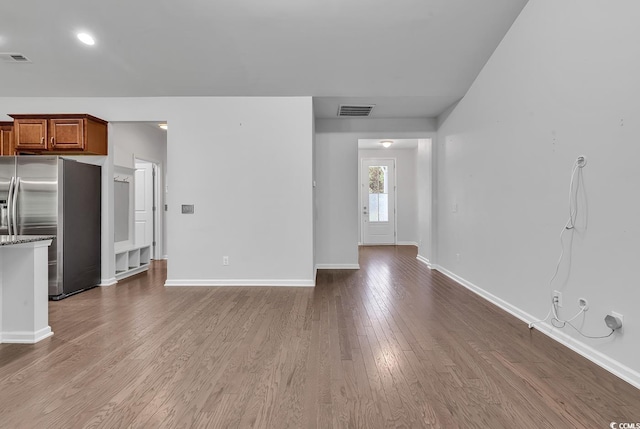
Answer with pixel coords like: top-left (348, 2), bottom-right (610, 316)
top-left (112, 123), bottom-right (167, 170)
top-left (111, 122), bottom-right (168, 259)
top-left (314, 132), bottom-right (359, 268)
top-left (358, 148), bottom-right (418, 245)
top-left (436, 0), bottom-right (640, 387)
top-left (314, 118), bottom-right (436, 269)
top-left (0, 97), bottom-right (315, 286)
top-left (417, 139), bottom-right (434, 265)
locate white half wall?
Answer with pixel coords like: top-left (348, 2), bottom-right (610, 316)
top-left (0, 97), bottom-right (315, 286)
top-left (436, 0), bottom-right (640, 387)
top-left (314, 118), bottom-right (436, 268)
top-left (359, 148), bottom-right (418, 245)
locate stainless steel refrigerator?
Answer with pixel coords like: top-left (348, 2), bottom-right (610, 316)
top-left (0, 156), bottom-right (101, 300)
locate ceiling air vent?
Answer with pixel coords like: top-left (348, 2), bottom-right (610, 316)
top-left (0, 53), bottom-right (31, 63)
top-left (337, 104), bottom-right (375, 117)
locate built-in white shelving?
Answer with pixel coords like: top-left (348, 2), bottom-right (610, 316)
top-left (115, 244), bottom-right (151, 281)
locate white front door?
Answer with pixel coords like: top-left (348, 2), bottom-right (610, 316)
top-left (361, 158), bottom-right (396, 244)
top-left (134, 161), bottom-right (154, 251)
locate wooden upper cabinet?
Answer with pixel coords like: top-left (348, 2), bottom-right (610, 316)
top-left (50, 118), bottom-right (84, 150)
top-left (13, 118), bottom-right (48, 151)
top-left (9, 114), bottom-right (108, 155)
top-left (0, 122), bottom-right (15, 156)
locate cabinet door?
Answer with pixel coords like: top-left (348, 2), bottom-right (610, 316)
top-left (50, 118), bottom-right (84, 150)
top-left (14, 119), bottom-right (48, 150)
top-left (0, 125), bottom-right (13, 156)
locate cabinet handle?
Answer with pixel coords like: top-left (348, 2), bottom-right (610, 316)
top-left (51, 137), bottom-right (54, 145)
top-left (41, 137), bottom-right (44, 144)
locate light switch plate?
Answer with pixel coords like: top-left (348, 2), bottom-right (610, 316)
top-left (181, 204), bottom-right (194, 214)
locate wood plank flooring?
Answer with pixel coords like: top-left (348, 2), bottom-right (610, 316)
top-left (1, 245), bottom-right (638, 428)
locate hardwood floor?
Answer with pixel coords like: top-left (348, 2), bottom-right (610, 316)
top-left (0, 246), bottom-right (638, 428)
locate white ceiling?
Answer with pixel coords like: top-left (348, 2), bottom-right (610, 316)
top-left (359, 139), bottom-right (418, 150)
top-left (0, 0), bottom-right (528, 118)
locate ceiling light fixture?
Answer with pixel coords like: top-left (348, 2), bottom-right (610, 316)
top-left (158, 123), bottom-right (168, 130)
top-left (77, 33), bottom-right (95, 46)
top-left (381, 140), bottom-right (393, 148)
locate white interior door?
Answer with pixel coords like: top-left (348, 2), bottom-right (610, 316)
top-left (361, 158), bottom-right (396, 244)
top-left (134, 160), bottom-right (154, 250)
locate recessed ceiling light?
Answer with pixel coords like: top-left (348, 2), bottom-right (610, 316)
top-left (158, 123), bottom-right (168, 130)
top-left (77, 33), bottom-right (95, 46)
top-left (381, 140), bottom-right (393, 148)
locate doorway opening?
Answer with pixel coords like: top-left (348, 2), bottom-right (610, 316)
top-left (111, 120), bottom-right (167, 264)
top-left (360, 158), bottom-right (397, 244)
top-left (356, 137), bottom-right (436, 266)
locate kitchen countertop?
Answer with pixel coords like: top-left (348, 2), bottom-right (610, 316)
top-left (0, 235), bottom-right (56, 246)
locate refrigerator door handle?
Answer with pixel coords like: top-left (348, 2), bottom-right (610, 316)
top-left (12, 177), bottom-right (20, 235)
top-left (7, 176), bottom-right (15, 235)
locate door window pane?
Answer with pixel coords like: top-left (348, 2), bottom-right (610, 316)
top-left (369, 194), bottom-right (379, 222)
top-left (368, 166), bottom-right (388, 222)
top-left (378, 194), bottom-right (388, 221)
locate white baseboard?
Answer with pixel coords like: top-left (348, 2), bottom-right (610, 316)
top-left (416, 254), bottom-right (433, 269)
top-left (1, 326), bottom-right (53, 344)
top-left (433, 264), bottom-right (640, 390)
top-left (397, 241), bottom-right (418, 246)
top-left (99, 277), bottom-right (117, 286)
top-left (164, 279), bottom-right (315, 287)
top-left (315, 264), bottom-right (360, 270)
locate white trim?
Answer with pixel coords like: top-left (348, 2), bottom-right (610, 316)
top-left (164, 279), bottom-right (315, 287)
top-left (315, 264), bottom-right (360, 270)
top-left (99, 277), bottom-right (117, 286)
top-left (433, 264), bottom-right (640, 390)
top-left (397, 241), bottom-right (418, 246)
top-left (416, 254), bottom-right (432, 269)
top-left (2, 327), bottom-right (53, 344)
top-left (115, 264), bottom-right (150, 281)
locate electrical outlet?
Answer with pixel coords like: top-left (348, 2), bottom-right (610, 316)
top-left (553, 290), bottom-right (562, 307)
top-left (578, 297), bottom-right (589, 311)
top-left (223, 256), bottom-right (229, 266)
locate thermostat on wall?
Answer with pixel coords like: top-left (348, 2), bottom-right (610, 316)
top-left (181, 204), bottom-right (194, 214)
